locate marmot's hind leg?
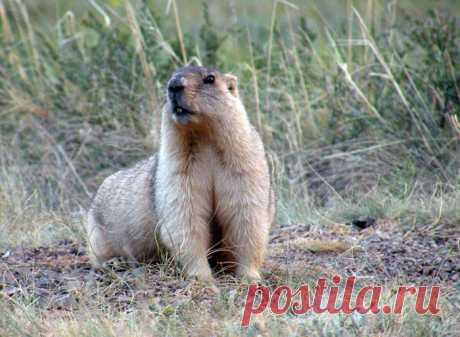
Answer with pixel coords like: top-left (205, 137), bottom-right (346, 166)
top-left (85, 210), bottom-right (114, 268)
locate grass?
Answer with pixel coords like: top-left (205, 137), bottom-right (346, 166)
top-left (1, 270), bottom-right (458, 336)
top-left (0, 0), bottom-right (459, 336)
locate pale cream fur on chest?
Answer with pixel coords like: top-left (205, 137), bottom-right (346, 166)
top-left (154, 109), bottom-right (271, 281)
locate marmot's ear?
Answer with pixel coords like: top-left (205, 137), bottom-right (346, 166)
top-left (224, 73), bottom-right (239, 97)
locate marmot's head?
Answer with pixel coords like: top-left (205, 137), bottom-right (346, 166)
top-left (166, 66), bottom-right (239, 125)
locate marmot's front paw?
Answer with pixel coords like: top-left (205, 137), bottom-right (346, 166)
top-left (186, 262), bottom-right (214, 280)
top-left (187, 270), bottom-right (219, 293)
top-left (236, 267), bottom-right (261, 282)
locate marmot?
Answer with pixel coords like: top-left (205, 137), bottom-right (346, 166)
top-left (86, 66), bottom-right (274, 282)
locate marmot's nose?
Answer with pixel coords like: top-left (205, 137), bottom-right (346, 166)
top-left (168, 77), bottom-right (184, 93)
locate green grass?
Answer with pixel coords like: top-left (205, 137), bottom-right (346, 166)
top-left (0, 0), bottom-right (459, 336)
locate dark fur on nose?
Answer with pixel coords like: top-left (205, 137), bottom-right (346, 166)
top-left (168, 77), bottom-right (184, 94)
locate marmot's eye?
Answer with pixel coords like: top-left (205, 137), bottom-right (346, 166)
top-left (203, 75), bottom-right (215, 84)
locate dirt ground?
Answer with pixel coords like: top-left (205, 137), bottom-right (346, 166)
top-left (1, 220), bottom-right (459, 313)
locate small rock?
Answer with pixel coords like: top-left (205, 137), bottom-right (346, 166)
top-left (1, 250), bottom-right (11, 258)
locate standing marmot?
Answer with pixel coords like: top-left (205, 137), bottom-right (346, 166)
top-left (86, 66), bottom-right (274, 282)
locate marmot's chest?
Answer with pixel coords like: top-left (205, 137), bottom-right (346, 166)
top-left (183, 146), bottom-right (244, 223)
top-left (182, 144), bottom-right (240, 196)
top-left (158, 142), bottom-right (244, 201)
top-left (156, 141), bottom-right (257, 225)
top-left (187, 144), bottom-right (223, 183)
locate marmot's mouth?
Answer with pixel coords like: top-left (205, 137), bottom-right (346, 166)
top-left (171, 104), bottom-right (194, 125)
top-left (173, 105), bottom-right (193, 116)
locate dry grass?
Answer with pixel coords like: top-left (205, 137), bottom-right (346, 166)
top-left (0, 291), bottom-right (457, 337)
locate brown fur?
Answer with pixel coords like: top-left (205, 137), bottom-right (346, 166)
top-left (86, 66), bottom-right (274, 283)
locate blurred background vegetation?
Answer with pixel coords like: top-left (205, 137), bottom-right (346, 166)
top-left (0, 0), bottom-right (459, 245)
